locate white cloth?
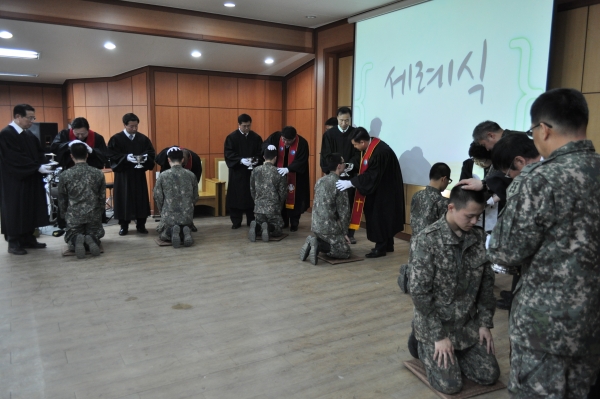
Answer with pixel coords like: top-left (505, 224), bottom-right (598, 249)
top-left (9, 121), bottom-right (23, 134)
top-left (335, 180), bottom-right (354, 191)
top-left (69, 139), bottom-right (93, 153)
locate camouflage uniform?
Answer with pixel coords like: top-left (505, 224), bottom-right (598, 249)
top-left (311, 173), bottom-right (351, 259)
top-left (57, 162), bottom-right (106, 244)
top-left (400, 186), bottom-right (449, 292)
top-left (488, 140), bottom-right (600, 398)
top-left (153, 165), bottom-right (198, 241)
top-left (409, 217), bottom-right (499, 394)
top-left (250, 163), bottom-right (287, 237)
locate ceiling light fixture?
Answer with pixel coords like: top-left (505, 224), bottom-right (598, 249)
top-left (104, 42), bottom-right (116, 50)
top-left (306, 15), bottom-right (317, 19)
top-left (0, 48), bottom-right (39, 59)
top-left (0, 72), bottom-right (38, 77)
top-left (191, 51), bottom-right (202, 58)
top-left (264, 58), bottom-right (274, 64)
top-left (224, 2), bottom-right (235, 7)
top-left (0, 31), bottom-right (13, 39)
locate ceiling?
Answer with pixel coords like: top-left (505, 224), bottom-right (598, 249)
top-left (0, 0), bottom-right (392, 85)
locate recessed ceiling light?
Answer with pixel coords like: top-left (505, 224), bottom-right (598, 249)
top-left (104, 42), bottom-right (116, 50)
top-left (224, 2), bottom-right (235, 7)
top-left (306, 15), bottom-right (317, 19)
top-left (0, 48), bottom-right (39, 59)
top-left (0, 72), bottom-right (38, 77)
top-left (0, 31), bottom-right (13, 39)
top-left (191, 51), bottom-right (202, 58)
top-left (265, 58), bottom-right (274, 64)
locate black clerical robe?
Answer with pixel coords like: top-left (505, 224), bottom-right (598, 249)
top-left (155, 146), bottom-right (202, 183)
top-left (224, 130), bottom-right (263, 210)
top-left (350, 139), bottom-right (405, 242)
top-left (107, 132), bottom-right (155, 221)
top-left (320, 126), bottom-right (361, 175)
top-left (50, 129), bottom-right (108, 169)
top-left (262, 132), bottom-right (310, 214)
top-left (0, 125), bottom-right (49, 235)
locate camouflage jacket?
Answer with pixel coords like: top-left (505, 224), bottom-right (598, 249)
top-left (488, 140), bottom-right (600, 356)
top-left (153, 165), bottom-right (199, 232)
top-left (409, 217), bottom-right (495, 349)
top-left (250, 162), bottom-right (287, 215)
top-left (312, 173), bottom-right (350, 236)
top-left (410, 186), bottom-right (449, 236)
top-left (58, 162), bottom-right (106, 226)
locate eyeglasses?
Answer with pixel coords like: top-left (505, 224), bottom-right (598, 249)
top-left (22, 116), bottom-right (36, 121)
top-left (447, 177), bottom-right (453, 184)
top-left (526, 122), bottom-right (552, 138)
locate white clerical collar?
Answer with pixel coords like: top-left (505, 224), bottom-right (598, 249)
top-left (10, 121), bottom-right (23, 134)
top-left (239, 129), bottom-right (248, 136)
top-left (123, 129), bottom-right (135, 139)
top-left (338, 125), bottom-right (348, 133)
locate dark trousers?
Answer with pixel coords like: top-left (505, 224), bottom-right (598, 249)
top-left (229, 208), bottom-right (254, 227)
top-left (119, 218), bottom-right (147, 228)
top-left (7, 231), bottom-right (35, 248)
top-left (374, 236), bottom-right (395, 252)
top-left (282, 206), bottom-right (302, 228)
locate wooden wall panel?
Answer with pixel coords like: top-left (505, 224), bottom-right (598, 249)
top-left (0, 86), bottom-right (10, 105)
top-left (133, 105), bottom-right (149, 136)
top-left (155, 106), bottom-right (179, 153)
top-left (265, 80), bottom-right (283, 110)
top-left (85, 107), bottom-right (110, 140)
top-left (286, 76), bottom-right (296, 110)
top-left (295, 109), bottom-right (315, 152)
top-left (43, 87), bottom-right (63, 107)
top-left (73, 106), bottom-right (86, 119)
top-left (209, 76), bottom-right (238, 108)
top-left (338, 57), bottom-right (353, 107)
top-left (308, 154), bottom-right (315, 206)
top-left (265, 110), bottom-right (283, 137)
top-left (43, 108), bottom-right (64, 125)
top-left (549, 7), bottom-right (588, 90)
top-left (583, 5), bottom-right (600, 92)
top-left (286, 109), bottom-right (297, 128)
top-left (85, 82), bottom-right (109, 107)
top-left (66, 83), bottom-right (74, 108)
top-left (73, 83), bottom-right (86, 107)
top-left (132, 73), bottom-right (148, 105)
top-left (67, 107), bottom-right (73, 121)
top-left (108, 106), bottom-right (132, 136)
top-left (10, 85), bottom-right (43, 106)
top-left (209, 108), bottom-right (238, 154)
top-left (178, 107), bottom-right (210, 154)
top-left (238, 79), bottom-right (265, 110)
top-left (239, 109), bottom-right (265, 137)
top-left (155, 72), bottom-right (178, 106)
top-left (0, 106), bottom-right (11, 123)
top-left (296, 67), bottom-right (313, 110)
top-left (108, 78), bottom-right (133, 106)
top-left (584, 93), bottom-right (600, 151)
top-left (177, 74), bottom-right (209, 108)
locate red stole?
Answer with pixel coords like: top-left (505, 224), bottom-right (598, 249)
top-left (277, 136), bottom-right (298, 210)
top-left (349, 137), bottom-right (381, 230)
top-left (69, 129), bottom-right (96, 148)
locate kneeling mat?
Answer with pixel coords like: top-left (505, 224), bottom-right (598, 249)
top-left (404, 359), bottom-right (506, 399)
top-left (62, 243), bottom-right (105, 256)
top-left (318, 253), bottom-right (364, 264)
top-left (154, 237), bottom-right (172, 246)
top-left (269, 233), bottom-right (288, 241)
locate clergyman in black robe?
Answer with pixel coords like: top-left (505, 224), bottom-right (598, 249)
top-left (50, 117), bottom-right (108, 170)
top-left (319, 107), bottom-right (361, 241)
top-left (262, 126), bottom-right (310, 231)
top-left (107, 113), bottom-right (155, 235)
top-left (344, 127), bottom-right (405, 258)
top-left (0, 104), bottom-right (51, 254)
top-left (156, 146), bottom-right (202, 183)
top-left (224, 113), bottom-right (263, 229)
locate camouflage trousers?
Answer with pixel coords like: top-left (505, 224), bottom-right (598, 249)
top-left (418, 340), bottom-right (500, 395)
top-left (509, 342), bottom-right (600, 399)
top-left (64, 221), bottom-right (105, 244)
top-left (314, 232), bottom-right (350, 259)
top-left (398, 264), bottom-right (410, 293)
top-left (255, 213), bottom-right (284, 237)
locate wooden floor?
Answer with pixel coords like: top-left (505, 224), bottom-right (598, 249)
top-left (0, 216), bottom-right (512, 399)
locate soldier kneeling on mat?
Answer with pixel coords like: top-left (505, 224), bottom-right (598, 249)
top-left (409, 185), bottom-right (499, 394)
top-left (153, 147), bottom-right (198, 248)
top-left (58, 142), bottom-right (106, 259)
top-left (248, 146), bottom-right (287, 242)
top-left (300, 153), bottom-right (351, 265)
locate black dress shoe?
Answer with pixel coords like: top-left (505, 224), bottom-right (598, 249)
top-left (119, 228), bottom-right (128, 236)
top-left (231, 224), bottom-right (241, 229)
top-left (8, 247), bottom-right (27, 255)
top-left (497, 298), bottom-right (512, 310)
top-left (22, 241), bottom-right (47, 249)
top-left (290, 225), bottom-right (298, 232)
top-left (500, 290), bottom-right (513, 301)
top-left (136, 227), bottom-right (149, 234)
top-left (365, 250), bottom-right (386, 258)
top-left (191, 224), bottom-right (198, 232)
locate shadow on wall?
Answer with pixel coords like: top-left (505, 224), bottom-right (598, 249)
top-left (369, 117), bottom-right (382, 137)
top-left (399, 147), bottom-right (431, 186)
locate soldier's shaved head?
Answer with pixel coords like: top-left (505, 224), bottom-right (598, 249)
top-left (450, 185), bottom-right (485, 211)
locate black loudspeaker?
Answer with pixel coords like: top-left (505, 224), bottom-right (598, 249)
top-left (29, 122), bottom-right (59, 152)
